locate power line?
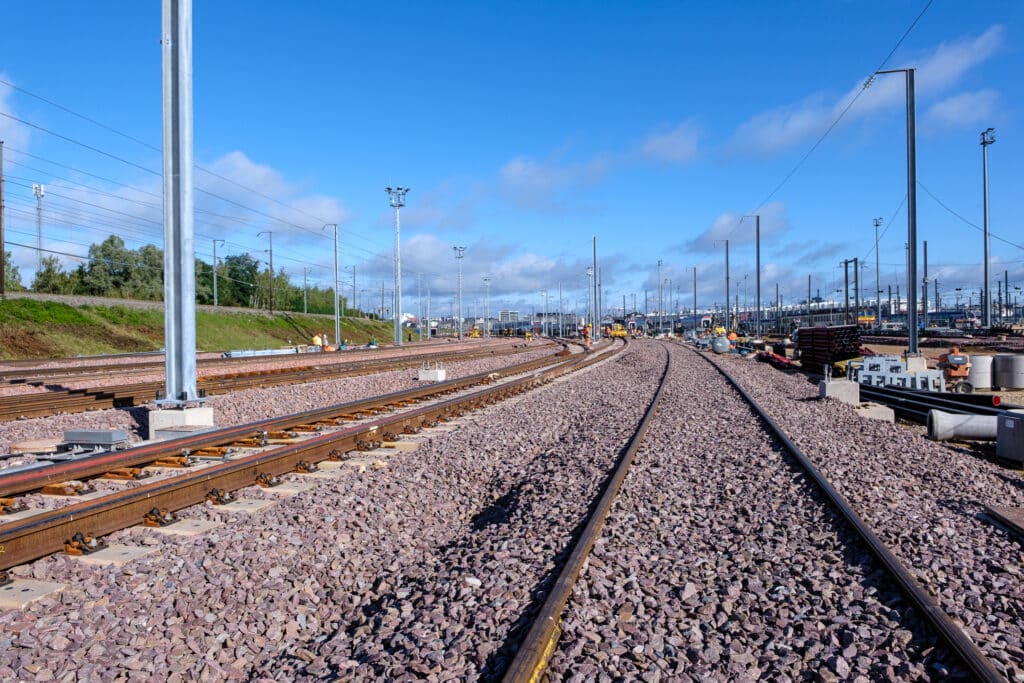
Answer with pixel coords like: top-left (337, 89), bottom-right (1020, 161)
top-left (917, 181), bottom-right (1024, 251)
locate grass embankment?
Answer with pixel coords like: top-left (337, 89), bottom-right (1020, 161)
top-left (0, 298), bottom-right (395, 359)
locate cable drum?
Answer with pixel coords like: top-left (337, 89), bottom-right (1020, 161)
top-left (993, 354), bottom-right (1024, 390)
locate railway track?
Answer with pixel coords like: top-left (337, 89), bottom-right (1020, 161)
top-left (503, 341), bottom-right (1005, 681)
top-left (0, 342), bottom-right (549, 422)
top-left (0, 340), bottom-right (621, 583)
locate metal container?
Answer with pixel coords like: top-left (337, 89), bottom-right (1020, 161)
top-left (967, 353), bottom-right (994, 390)
top-left (997, 411), bottom-right (1024, 463)
top-left (993, 354), bottom-right (1024, 390)
top-left (711, 336), bottom-right (731, 354)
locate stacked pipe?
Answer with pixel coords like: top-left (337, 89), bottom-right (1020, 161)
top-left (797, 325), bottom-right (861, 369)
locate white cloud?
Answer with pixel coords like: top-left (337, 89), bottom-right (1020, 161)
top-left (498, 155), bottom-right (609, 211)
top-left (925, 89), bottom-right (999, 129)
top-left (640, 121), bottom-right (700, 163)
top-left (0, 74), bottom-right (32, 149)
top-left (684, 201), bottom-right (788, 252)
top-left (728, 25), bottom-right (1005, 156)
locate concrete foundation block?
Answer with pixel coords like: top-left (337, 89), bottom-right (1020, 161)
top-left (149, 406), bottom-right (215, 441)
top-left (818, 379), bottom-right (860, 406)
top-left (855, 402), bottom-right (895, 423)
top-left (0, 579), bottom-right (66, 609)
top-left (904, 354), bottom-right (928, 373)
top-left (418, 367), bottom-right (447, 381)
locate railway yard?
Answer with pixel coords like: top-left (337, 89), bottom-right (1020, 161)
top-left (0, 337), bottom-right (1023, 681)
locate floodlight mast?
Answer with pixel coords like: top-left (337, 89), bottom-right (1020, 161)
top-left (386, 186), bottom-right (410, 345)
top-left (980, 128), bottom-right (995, 328)
top-left (453, 246), bottom-right (466, 341)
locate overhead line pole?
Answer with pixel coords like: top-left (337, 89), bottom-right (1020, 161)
top-left (160, 0), bottom-right (199, 404)
top-left (981, 128), bottom-right (995, 328)
top-left (1, 139), bottom-right (5, 299)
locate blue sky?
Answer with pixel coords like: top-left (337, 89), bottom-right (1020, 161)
top-left (1, 1), bottom-right (1022, 319)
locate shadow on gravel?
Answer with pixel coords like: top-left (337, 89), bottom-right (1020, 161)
top-left (125, 406), bottom-right (150, 441)
top-left (470, 484), bottom-right (522, 531)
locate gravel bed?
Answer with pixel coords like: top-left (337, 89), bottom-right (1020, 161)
top-left (691, 347), bottom-right (1024, 679)
top-left (0, 340), bottom-right (661, 680)
top-left (0, 346), bottom-right (555, 471)
top-left (0, 338), bottom-right (526, 397)
top-left (547, 340), bottom-right (966, 681)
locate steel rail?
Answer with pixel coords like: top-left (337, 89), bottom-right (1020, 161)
top-left (0, 349), bottom-right (569, 497)
top-left (503, 342), bottom-right (671, 683)
top-left (0, 344), bottom-right (549, 421)
top-left (0, 341), bottom-right (624, 572)
top-left (694, 347), bottom-right (1006, 682)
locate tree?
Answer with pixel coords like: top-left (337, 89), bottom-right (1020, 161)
top-left (220, 253), bottom-right (261, 308)
top-left (3, 250), bottom-right (24, 291)
top-left (31, 255), bottom-right (72, 293)
top-left (81, 235), bottom-right (133, 296)
top-left (126, 244), bottom-right (163, 301)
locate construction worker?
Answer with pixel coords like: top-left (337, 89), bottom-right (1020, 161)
top-left (312, 333), bottom-right (322, 348)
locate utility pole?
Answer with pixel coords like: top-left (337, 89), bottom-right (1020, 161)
top-left (160, 0), bottom-right (199, 404)
top-left (874, 217), bottom-right (883, 328)
top-left (558, 281), bottom-right (563, 337)
top-left (843, 259), bottom-right (851, 324)
top-left (454, 245), bottom-right (466, 341)
top-left (302, 266), bottom-right (311, 314)
top-left (981, 128), bottom-right (995, 328)
top-left (807, 274), bottom-right (812, 323)
top-left (212, 239), bottom-right (223, 306)
top-left (257, 230), bottom-right (273, 314)
top-left (742, 215), bottom-right (761, 337)
top-left (33, 183), bottom-right (45, 273)
top-left (691, 266), bottom-right (698, 335)
top-left (657, 259), bottom-right (663, 334)
top-left (591, 237), bottom-right (598, 341)
top-left (714, 240), bottom-right (730, 331)
top-left (875, 67), bottom-right (919, 351)
top-left (483, 276), bottom-right (491, 337)
top-left (322, 224), bottom-right (339, 345)
top-left (1005, 270), bottom-right (1010, 322)
top-left (386, 186), bottom-right (410, 346)
top-left (0, 140), bottom-right (5, 299)
top-left (418, 273), bottom-right (423, 340)
top-left (922, 240), bottom-right (928, 328)
top-left (854, 257), bottom-right (860, 326)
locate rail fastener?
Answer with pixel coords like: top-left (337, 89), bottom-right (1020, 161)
top-left (142, 508), bottom-right (179, 528)
top-left (64, 531), bottom-right (107, 556)
top-left (293, 460), bottom-right (319, 474)
top-left (101, 467), bottom-right (151, 481)
top-left (1, 497), bottom-right (28, 514)
top-left (256, 472), bottom-right (283, 488)
top-left (206, 488), bottom-right (236, 505)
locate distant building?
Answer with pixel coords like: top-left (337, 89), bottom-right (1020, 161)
top-left (499, 310), bottom-right (519, 322)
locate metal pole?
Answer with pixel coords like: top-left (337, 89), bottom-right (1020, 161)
top-left (33, 183), bottom-right (44, 273)
top-left (844, 260), bottom-right (850, 324)
top-left (755, 216), bottom-right (761, 337)
top-left (657, 259), bottom-right (663, 334)
top-left (0, 139), bottom-right (4, 299)
top-left (386, 187), bottom-right (409, 345)
top-left (454, 246), bottom-right (465, 341)
top-left (302, 267), bottom-right (308, 313)
top-left (161, 0), bottom-right (199, 403)
top-left (981, 128), bottom-right (995, 328)
top-left (332, 225), bottom-right (339, 344)
top-left (906, 69), bottom-right (919, 352)
top-left (854, 257), bottom-right (860, 326)
top-left (1005, 270), bottom-right (1009, 322)
top-left (592, 237), bottom-right (598, 341)
top-left (922, 240), bottom-right (928, 329)
top-left (874, 217), bottom-right (882, 328)
top-left (692, 267), bottom-right (697, 335)
top-left (725, 241), bottom-right (730, 331)
top-left (808, 274), bottom-right (812, 324)
top-left (212, 239), bottom-right (223, 306)
top-left (257, 231), bottom-right (273, 314)
top-left (558, 281), bottom-right (563, 337)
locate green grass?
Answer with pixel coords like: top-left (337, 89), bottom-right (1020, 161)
top-left (0, 297), bottom-right (395, 359)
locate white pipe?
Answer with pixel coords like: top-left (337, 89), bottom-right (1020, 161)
top-left (927, 409), bottom-right (997, 441)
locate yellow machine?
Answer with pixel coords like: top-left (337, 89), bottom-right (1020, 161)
top-left (469, 326), bottom-right (481, 338)
top-left (609, 323), bottom-right (628, 338)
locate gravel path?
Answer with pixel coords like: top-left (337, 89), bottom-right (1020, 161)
top-left (0, 339), bottom-right (661, 680)
top-left (547, 340), bottom-right (968, 681)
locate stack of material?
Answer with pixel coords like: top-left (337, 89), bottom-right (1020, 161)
top-left (797, 325), bottom-right (861, 369)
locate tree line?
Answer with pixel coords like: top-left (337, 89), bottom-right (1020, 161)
top-left (2, 236), bottom-right (361, 316)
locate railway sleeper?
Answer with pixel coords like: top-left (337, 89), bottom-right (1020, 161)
top-left (143, 508), bottom-right (179, 527)
top-left (64, 531), bottom-right (107, 556)
top-left (41, 481), bottom-right (96, 497)
top-left (1, 497), bottom-right (29, 514)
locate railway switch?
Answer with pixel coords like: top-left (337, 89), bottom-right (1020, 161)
top-left (143, 508), bottom-right (179, 527)
top-left (64, 531), bottom-right (107, 556)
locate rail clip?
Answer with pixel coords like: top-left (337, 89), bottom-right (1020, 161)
top-left (0, 497), bottom-right (28, 514)
top-left (143, 508), bottom-right (179, 527)
top-left (64, 531), bottom-right (107, 556)
top-left (206, 488), bottom-right (236, 505)
top-left (256, 472), bottom-right (283, 488)
top-left (41, 481), bottom-right (96, 496)
top-left (294, 460), bottom-right (319, 474)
